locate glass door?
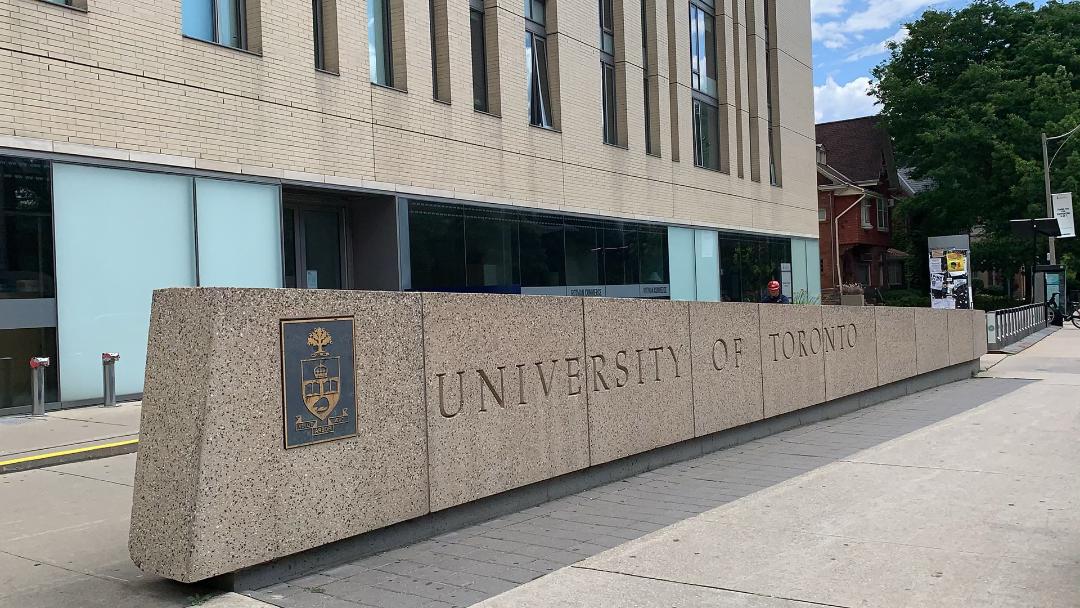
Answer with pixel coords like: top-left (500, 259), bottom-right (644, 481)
top-left (1, 155), bottom-right (60, 413)
top-left (283, 206), bottom-right (346, 290)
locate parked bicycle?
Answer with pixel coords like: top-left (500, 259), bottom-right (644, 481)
top-left (1045, 293), bottom-right (1080, 329)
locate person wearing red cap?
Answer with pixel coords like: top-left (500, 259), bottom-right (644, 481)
top-left (761, 280), bottom-right (790, 304)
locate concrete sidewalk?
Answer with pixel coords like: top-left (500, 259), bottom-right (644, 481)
top-left (0, 402), bottom-right (141, 472)
top-left (2, 330), bottom-right (1076, 608)
top-left (475, 328), bottom-right (1080, 607)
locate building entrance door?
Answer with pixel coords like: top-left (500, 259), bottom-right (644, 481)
top-left (283, 206), bottom-right (346, 289)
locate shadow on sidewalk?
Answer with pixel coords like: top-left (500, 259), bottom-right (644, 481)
top-left (246, 377), bottom-right (1032, 608)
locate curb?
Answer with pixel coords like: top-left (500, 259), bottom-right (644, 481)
top-left (0, 438), bottom-right (139, 474)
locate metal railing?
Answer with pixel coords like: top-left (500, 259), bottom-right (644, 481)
top-left (987, 303), bottom-right (1048, 350)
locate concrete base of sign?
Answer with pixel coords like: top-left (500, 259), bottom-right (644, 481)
top-left (209, 359), bottom-right (980, 592)
top-left (130, 289), bottom-right (984, 584)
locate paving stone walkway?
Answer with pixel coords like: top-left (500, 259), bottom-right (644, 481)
top-left (246, 376), bottom-right (1028, 608)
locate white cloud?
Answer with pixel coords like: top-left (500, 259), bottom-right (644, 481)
top-left (844, 27), bottom-right (909, 62)
top-left (811, 0), bottom-right (847, 19)
top-left (813, 0), bottom-right (940, 49)
top-left (814, 76), bottom-right (878, 122)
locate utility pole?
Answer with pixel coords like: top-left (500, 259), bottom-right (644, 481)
top-left (1041, 132), bottom-right (1056, 264)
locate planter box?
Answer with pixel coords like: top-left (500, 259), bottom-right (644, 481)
top-left (840, 294), bottom-right (865, 306)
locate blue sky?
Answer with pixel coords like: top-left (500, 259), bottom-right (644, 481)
top-left (811, 0), bottom-right (1044, 123)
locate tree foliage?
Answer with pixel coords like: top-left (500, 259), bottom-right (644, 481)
top-left (871, 0), bottom-right (1080, 288)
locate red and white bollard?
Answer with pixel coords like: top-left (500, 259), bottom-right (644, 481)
top-left (29, 356), bottom-right (50, 416)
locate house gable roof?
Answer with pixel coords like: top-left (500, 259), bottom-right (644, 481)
top-left (816, 116), bottom-right (899, 190)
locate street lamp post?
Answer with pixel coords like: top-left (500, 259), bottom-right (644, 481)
top-left (1042, 123), bottom-right (1080, 265)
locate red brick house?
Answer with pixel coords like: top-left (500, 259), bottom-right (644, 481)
top-left (816, 116), bottom-right (912, 302)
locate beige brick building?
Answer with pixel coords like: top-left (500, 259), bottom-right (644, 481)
top-left (0, 0), bottom-right (817, 411)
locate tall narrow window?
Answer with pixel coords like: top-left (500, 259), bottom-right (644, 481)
top-left (182, 0), bottom-right (247, 49)
top-left (599, 0), bottom-right (617, 144)
top-left (689, 0), bottom-right (719, 170)
top-left (764, 0), bottom-right (779, 185)
top-left (430, 0), bottom-right (450, 101)
top-left (641, 0), bottom-right (655, 154)
top-left (470, 0), bottom-right (489, 111)
top-left (312, 0), bottom-right (339, 72)
top-left (526, 0), bottom-right (553, 128)
top-left (368, 0), bottom-right (393, 86)
top-left (313, 0), bottom-right (326, 69)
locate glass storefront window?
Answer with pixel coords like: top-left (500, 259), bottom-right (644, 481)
top-left (564, 222), bottom-right (601, 287)
top-left (465, 209), bottom-right (520, 290)
top-left (409, 201), bottom-right (466, 290)
top-left (718, 234), bottom-right (792, 302)
top-left (408, 200), bottom-right (670, 298)
top-left (519, 213), bottom-right (565, 288)
top-left (0, 156), bottom-right (53, 299)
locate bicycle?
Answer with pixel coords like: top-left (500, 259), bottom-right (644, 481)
top-left (1046, 293), bottom-right (1080, 329)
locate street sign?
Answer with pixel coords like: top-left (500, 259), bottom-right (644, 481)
top-left (1052, 192), bottom-right (1075, 238)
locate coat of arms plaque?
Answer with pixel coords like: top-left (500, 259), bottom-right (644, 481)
top-left (280, 317), bottom-right (358, 448)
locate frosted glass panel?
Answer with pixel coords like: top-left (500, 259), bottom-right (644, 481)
top-left (195, 178), bottom-right (282, 288)
top-left (806, 241), bottom-right (821, 301)
top-left (694, 230), bottom-right (720, 302)
top-left (54, 165), bottom-right (196, 402)
top-left (791, 238), bottom-right (808, 297)
top-left (668, 227), bottom-right (695, 301)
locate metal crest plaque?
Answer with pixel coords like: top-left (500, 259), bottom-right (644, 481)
top-left (281, 317), bottom-right (358, 448)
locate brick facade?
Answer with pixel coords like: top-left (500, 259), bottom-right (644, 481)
top-left (0, 0), bottom-right (815, 237)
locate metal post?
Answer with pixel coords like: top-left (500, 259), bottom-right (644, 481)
top-left (29, 357), bottom-right (50, 416)
top-left (1042, 132), bottom-right (1057, 265)
top-left (101, 353), bottom-right (120, 407)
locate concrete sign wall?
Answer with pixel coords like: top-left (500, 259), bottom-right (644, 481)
top-left (130, 289), bottom-right (987, 583)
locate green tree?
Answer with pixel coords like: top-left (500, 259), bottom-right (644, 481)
top-left (871, 0), bottom-right (1080, 291)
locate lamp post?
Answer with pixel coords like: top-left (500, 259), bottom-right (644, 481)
top-left (1042, 123), bottom-right (1080, 264)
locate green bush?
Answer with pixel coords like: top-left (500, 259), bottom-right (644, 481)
top-left (881, 289), bottom-right (926, 308)
top-left (973, 294), bottom-right (1022, 312)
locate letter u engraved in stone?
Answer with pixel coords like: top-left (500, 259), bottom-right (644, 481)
top-left (437, 372), bottom-right (464, 418)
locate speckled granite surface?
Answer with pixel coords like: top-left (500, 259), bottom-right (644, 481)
top-left (130, 290), bottom-right (982, 584)
top-left (823, 305), bottom-right (878, 401)
top-left (915, 309), bottom-right (952, 373)
top-left (875, 307), bottom-right (917, 386)
top-left (583, 298), bottom-right (694, 466)
top-left (422, 292), bottom-right (589, 512)
top-left (760, 305), bottom-right (826, 418)
top-left (689, 301), bottom-right (763, 437)
top-left (130, 288), bottom-right (427, 583)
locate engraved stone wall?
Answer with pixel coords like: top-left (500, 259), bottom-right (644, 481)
top-left (131, 289), bottom-right (984, 583)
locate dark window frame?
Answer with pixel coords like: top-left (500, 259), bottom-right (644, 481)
top-left (599, 0), bottom-right (618, 145)
top-left (689, 0), bottom-right (719, 170)
top-left (764, 0), bottom-right (779, 186)
top-left (470, 0), bottom-right (489, 112)
top-left (369, 0), bottom-right (395, 87)
top-left (526, 1), bottom-right (554, 129)
top-left (312, 0), bottom-right (326, 70)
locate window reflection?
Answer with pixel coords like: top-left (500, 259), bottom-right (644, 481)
top-left (718, 235), bottom-right (791, 302)
top-left (0, 156), bottom-right (54, 300)
top-left (408, 200), bottom-right (670, 298)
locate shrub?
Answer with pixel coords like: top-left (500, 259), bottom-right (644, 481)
top-left (881, 288), bottom-right (926, 307)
